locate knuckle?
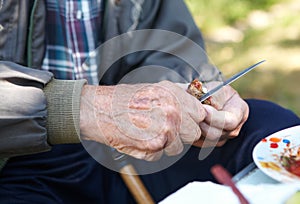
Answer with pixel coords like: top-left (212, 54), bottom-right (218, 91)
top-left (193, 127), bottom-right (202, 141)
top-left (228, 127), bottom-right (242, 138)
top-left (224, 113), bottom-right (239, 131)
top-left (159, 80), bottom-right (173, 88)
top-left (225, 121), bottom-right (238, 131)
top-left (197, 105), bottom-right (207, 120)
top-left (207, 134), bottom-right (220, 141)
top-left (135, 152), bottom-right (149, 160)
top-left (146, 135), bottom-right (166, 151)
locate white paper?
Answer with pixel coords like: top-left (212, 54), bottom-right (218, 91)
top-left (159, 181), bottom-right (300, 204)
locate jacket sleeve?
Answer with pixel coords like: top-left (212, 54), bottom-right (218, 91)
top-left (0, 61), bottom-right (86, 158)
top-left (100, 0), bottom-right (223, 85)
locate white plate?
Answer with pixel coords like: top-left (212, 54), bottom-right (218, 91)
top-left (253, 125), bottom-right (300, 183)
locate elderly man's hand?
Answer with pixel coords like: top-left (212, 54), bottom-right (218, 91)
top-left (193, 82), bottom-right (249, 148)
top-left (80, 81), bottom-right (206, 161)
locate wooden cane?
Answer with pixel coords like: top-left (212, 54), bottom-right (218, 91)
top-left (111, 148), bottom-right (156, 204)
top-left (120, 164), bottom-right (156, 204)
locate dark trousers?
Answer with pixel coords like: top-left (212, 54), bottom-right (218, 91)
top-left (1, 99), bottom-right (300, 204)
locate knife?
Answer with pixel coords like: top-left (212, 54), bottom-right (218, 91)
top-left (199, 60), bottom-right (266, 102)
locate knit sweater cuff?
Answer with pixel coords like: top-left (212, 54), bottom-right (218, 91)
top-left (44, 79), bottom-right (87, 144)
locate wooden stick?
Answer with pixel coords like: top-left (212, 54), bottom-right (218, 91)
top-left (111, 148), bottom-right (155, 204)
top-left (120, 164), bottom-right (156, 204)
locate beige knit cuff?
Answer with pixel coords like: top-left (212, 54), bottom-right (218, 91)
top-left (44, 79), bottom-right (87, 145)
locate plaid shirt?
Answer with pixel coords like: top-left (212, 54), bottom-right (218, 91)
top-left (42, 0), bottom-right (103, 85)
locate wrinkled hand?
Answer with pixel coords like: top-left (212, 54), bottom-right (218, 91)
top-left (80, 81), bottom-right (206, 161)
top-left (192, 81), bottom-right (249, 148)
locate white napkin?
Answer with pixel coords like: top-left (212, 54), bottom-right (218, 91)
top-left (159, 181), bottom-right (300, 204)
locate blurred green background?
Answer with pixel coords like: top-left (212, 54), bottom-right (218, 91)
top-left (185, 0), bottom-right (300, 116)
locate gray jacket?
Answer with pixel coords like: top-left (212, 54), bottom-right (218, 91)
top-left (0, 0), bottom-right (222, 160)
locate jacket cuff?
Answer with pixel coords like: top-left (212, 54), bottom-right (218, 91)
top-left (44, 79), bottom-right (87, 144)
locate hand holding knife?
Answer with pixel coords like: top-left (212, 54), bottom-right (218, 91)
top-left (111, 60), bottom-right (265, 204)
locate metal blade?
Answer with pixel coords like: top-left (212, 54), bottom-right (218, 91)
top-left (199, 60), bottom-right (266, 102)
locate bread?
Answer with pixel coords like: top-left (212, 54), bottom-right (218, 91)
top-left (187, 79), bottom-right (211, 105)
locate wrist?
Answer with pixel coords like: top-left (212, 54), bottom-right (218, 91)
top-left (79, 85), bottom-right (114, 143)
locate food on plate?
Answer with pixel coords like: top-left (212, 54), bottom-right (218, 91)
top-left (281, 156), bottom-right (300, 177)
top-left (280, 145), bottom-right (300, 177)
top-left (259, 161), bottom-right (281, 172)
top-left (187, 79), bottom-right (211, 105)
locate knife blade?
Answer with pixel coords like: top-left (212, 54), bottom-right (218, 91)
top-left (199, 60), bottom-right (266, 102)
